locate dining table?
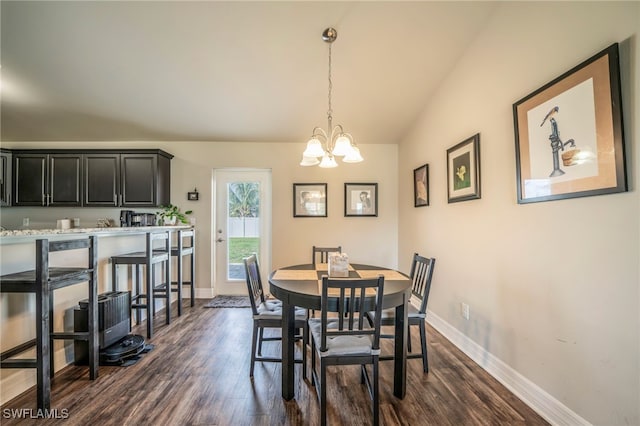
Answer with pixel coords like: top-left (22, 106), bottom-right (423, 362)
top-left (268, 262), bottom-right (412, 401)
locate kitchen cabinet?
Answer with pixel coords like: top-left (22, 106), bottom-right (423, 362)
top-left (84, 150), bottom-right (171, 207)
top-left (13, 153), bottom-right (82, 207)
top-left (0, 149), bottom-right (11, 206)
top-left (8, 149), bottom-right (171, 207)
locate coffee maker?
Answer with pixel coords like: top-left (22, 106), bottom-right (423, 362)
top-left (131, 213), bottom-right (156, 226)
top-left (120, 210), bottom-right (134, 227)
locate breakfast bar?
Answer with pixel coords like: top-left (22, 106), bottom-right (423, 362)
top-left (0, 225), bottom-right (194, 408)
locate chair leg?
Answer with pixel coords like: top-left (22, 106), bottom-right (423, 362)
top-left (250, 322), bottom-right (259, 377)
top-left (302, 324), bottom-right (308, 381)
top-left (146, 264), bottom-right (153, 339)
top-left (310, 338), bottom-right (316, 386)
top-left (189, 252), bottom-right (195, 307)
top-left (135, 265), bottom-right (142, 325)
top-left (164, 260), bottom-right (171, 325)
top-left (320, 359), bottom-right (327, 426)
top-left (176, 252), bottom-right (183, 316)
top-left (257, 327), bottom-right (264, 355)
top-left (419, 321), bottom-right (429, 373)
top-left (373, 358), bottom-right (379, 426)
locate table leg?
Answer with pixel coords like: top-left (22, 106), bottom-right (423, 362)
top-left (393, 295), bottom-right (408, 398)
top-left (281, 299), bottom-right (295, 400)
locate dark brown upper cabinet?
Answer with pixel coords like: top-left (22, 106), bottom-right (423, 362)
top-left (13, 152), bottom-right (83, 207)
top-left (0, 149), bottom-right (12, 207)
top-left (9, 149), bottom-right (171, 207)
top-left (84, 151), bottom-right (171, 207)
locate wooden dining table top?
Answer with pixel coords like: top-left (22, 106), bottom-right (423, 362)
top-left (268, 263), bottom-right (411, 311)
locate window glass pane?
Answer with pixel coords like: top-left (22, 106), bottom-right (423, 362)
top-left (226, 182), bottom-right (260, 280)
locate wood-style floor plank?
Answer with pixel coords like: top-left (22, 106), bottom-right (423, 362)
top-left (0, 300), bottom-right (549, 425)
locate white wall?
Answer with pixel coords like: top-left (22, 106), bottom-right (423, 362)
top-left (398, 2), bottom-right (639, 425)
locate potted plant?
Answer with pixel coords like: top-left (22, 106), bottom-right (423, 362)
top-left (156, 204), bottom-right (193, 225)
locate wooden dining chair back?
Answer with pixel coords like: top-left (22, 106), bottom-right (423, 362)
top-left (312, 245), bottom-right (342, 266)
top-left (410, 253), bottom-right (436, 316)
top-left (243, 254), bottom-right (308, 378)
top-left (366, 252), bottom-right (436, 373)
top-left (244, 253), bottom-right (266, 315)
top-left (309, 275), bottom-right (385, 426)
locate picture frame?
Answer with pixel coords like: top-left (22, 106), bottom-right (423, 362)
top-left (187, 191), bottom-right (199, 201)
top-left (344, 183), bottom-right (378, 217)
top-left (447, 134), bottom-right (481, 203)
top-left (293, 183), bottom-right (327, 217)
top-left (513, 43), bottom-right (627, 204)
top-left (413, 164), bottom-right (429, 207)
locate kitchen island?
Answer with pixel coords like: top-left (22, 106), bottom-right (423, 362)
top-left (0, 226), bottom-right (193, 406)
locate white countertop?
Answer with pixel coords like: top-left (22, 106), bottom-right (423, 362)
top-left (0, 225), bottom-right (193, 243)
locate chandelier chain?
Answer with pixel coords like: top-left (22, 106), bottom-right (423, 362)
top-left (327, 42), bottom-right (333, 126)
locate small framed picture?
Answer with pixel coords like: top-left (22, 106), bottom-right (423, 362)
top-left (187, 191), bottom-right (199, 201)
top-left (293, 183), bottom-right (327, 217)
top-left (344, 183), bottom-right (378, 217)
top-left (413, 164), bottom-right (429, 207)
top-left (447, 133), bottom-right (481, 203)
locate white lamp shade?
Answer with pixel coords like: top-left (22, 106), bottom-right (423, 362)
top-left (342, 146), bottom-right (363, 163)
top-left (331, 136), bottom-right (353, 156)
top-left (303, 138), bottom-right (325, 157)
top-left (318, 153), bottom-right (338, 168)
top-left (300, 155), bottom-right (320, 166)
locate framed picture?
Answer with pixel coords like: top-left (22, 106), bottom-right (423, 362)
top-left (187, 191), bottom-right (199, 201)
top-left (344, 183), bottom-right (377, 217)
top-left (447, 134), bottom-right (481, 203)
top-left (293, 183), bottom-right (327, 217)
top-left (413, 164), bottom-right (429, 207)
top-left (513, 43), bottom-right (627, 204)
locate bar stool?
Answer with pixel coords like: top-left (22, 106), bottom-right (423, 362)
top-left (111, 230), bottom-right (171, 339)
top-left (0, 236), bottom-right (99, 410)
top-left (170, 228), bottom-right (195, 316)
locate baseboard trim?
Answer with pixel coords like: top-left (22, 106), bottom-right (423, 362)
top-left (195, 287), bottom-right (214, 299)
top-left (426, 309), bottom-right (590, 426)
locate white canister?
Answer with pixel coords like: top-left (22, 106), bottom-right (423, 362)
top-left (56, 219), bottom-right (71, 230)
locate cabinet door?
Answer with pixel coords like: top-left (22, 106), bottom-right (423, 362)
top-left (121, 154), bottom-right (157, 206)
top-left (0, 151), bottom-right (11, 206)
top-left (14, 154), bottom-right (47, 206)
top-left (49, 154), bottom-right (82, 206)
top-left (85, 154), bottom-right (120, 207)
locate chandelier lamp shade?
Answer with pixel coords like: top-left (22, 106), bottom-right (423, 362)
top-left (300, 27), bottom-right (363, 168)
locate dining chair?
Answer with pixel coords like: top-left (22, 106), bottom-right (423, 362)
top-left (309, 275), bottom-right (385, 426)
top-left (366, 253), bottom-right (436, 372)
top-left (243, 254), bottom-right (308, 378)
top-left (312, 245), bottom-right (342, 267)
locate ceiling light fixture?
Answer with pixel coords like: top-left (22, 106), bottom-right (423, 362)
top-left (300, 27), bottom-right (363, 168)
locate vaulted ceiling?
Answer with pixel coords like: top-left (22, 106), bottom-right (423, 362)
top-left (1, 1), bottom-right (497, 144)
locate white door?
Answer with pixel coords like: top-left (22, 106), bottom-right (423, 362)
top-left (214, 169), bottom-right (271, 295)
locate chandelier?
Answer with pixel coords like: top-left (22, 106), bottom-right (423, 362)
top-left (300, 27), bottom-right (363, 168)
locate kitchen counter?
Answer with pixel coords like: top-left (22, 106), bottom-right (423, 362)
top-left (1, 224), bottom-right (195, 404)
top-left (0, 225), bottom-right (192, 244)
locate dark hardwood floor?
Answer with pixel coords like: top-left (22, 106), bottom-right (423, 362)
top-left (1, 300), bottom-right (549, 425)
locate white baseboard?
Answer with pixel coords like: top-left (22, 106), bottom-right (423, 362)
top-left (426, 309), bottom-right (590, 426)
top-left (194, 287), bottom-right (214, 299)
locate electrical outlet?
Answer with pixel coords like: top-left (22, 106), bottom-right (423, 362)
top-left (460, 302), bottom-right (470, 320)
top-left (22, 217), bottom-right (30, 227)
